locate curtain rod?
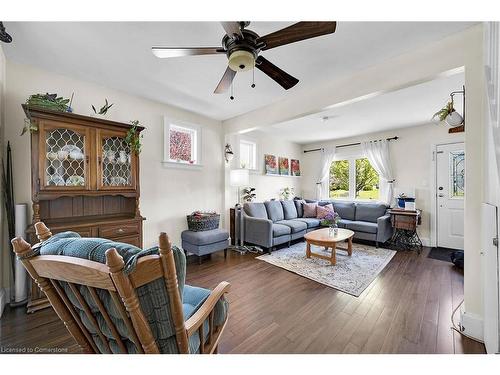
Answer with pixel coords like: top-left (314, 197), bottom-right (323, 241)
top-left (303, 136), bottom-right (399, 154)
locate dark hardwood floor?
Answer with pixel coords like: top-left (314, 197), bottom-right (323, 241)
top-left (0, 244), bottom-right (485, 354)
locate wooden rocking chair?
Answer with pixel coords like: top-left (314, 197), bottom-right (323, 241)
top-left (11, 222), bottom-right (230, 354)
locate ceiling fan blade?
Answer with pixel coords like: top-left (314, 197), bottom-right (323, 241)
top-left (214, 66), bottom-right (236, 94)
top-left (220, 22), bottom-right (243, 38)
top-left (151, 47), bottom-right (225, 58)
top-left (255, 56), bottom-right (298, 90)
top-left (258, 22), bottom-right (337, 50)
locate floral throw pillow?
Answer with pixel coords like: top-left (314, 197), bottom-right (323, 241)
top-left (303, 202), bottom-right (318, 218)
top-left (316, 204), bottom-right (334, 219)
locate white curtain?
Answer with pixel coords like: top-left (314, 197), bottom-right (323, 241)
top-left (316, 147), bottom-right (336, 200)
top-left (362, 140), bottom-right (394, 205)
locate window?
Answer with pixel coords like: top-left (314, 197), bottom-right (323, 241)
top-left (239, 140), bottom-right (257, 170)
top-left (330, 157), bottom-right (379, 200)
top-left (450, 150), bottom-right (465, 198)
top-left (163, 119), bottom-right (201, 167)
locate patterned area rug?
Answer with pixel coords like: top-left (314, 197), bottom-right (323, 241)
top-left (256, 241), bottom-right (396, 297)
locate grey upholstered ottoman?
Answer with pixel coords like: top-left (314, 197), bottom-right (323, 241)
top-left (181, 229), bottom-right (229, 264)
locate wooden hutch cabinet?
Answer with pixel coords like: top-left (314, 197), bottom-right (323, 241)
top-left (23, 105), bottom-right (145, 313)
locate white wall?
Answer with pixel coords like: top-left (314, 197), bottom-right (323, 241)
top-left (222, 130), bottom-right (302, 233)
top-left (4, 61), bottom-right (224, 248)
top-left (300, 123), bottom-right (464, 245)
top-left (229, 130), bottom-right (302, 201)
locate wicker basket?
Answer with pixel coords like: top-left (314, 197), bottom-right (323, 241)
top-left (186, 212), bottom-right (220, 232)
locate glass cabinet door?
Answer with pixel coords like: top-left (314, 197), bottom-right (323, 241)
top-left (41, 123), bottom-right (90, 190)
top-left (98, 130), bottom-right (136, 190)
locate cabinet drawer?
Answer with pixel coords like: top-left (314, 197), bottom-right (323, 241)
top-left (99, 222), bottom-right (139, 238)
top-left (53, 227), bottom-right (93, 238)
top-left (109, 234), bottom-right (141, 248)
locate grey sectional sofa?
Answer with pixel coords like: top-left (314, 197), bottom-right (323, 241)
top-left (242, 199), bottom-right (393, 252)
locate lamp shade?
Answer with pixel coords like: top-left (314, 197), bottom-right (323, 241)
top-left (230, 168), bottom-right (249, 187)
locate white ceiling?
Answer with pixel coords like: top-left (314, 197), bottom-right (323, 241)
top-left (3, 22), bottom-right (475, 120)
top-left (258, 71), bottom-right (465, 144)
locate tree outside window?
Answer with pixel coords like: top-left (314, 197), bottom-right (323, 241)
top-left (330, 158), bottom-right (379, 200)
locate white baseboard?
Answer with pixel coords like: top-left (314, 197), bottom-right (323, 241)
top-left (420, 237), bottom-right (431, 247)
top-left (460, 308), bottom-right (484, 342)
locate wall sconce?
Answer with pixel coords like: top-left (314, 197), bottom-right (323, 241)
top-left (224, 143), bottom-right (234, 163)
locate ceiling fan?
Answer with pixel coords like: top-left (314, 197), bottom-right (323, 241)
top-left (152, 21), bottom-right (337, 96)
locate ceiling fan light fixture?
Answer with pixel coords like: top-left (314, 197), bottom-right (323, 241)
top-left (228, 50), bottom-right (255, 72)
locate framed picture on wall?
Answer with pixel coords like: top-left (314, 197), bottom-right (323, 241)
top-left (265, 154), bottom-right (278, 175)
top-left (279, 157), bottom-right (289, 175)
top-left (291, 159), bottom-right (301, 176)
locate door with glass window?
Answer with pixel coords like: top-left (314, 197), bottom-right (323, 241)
top-left (436, 142), bottom-right (465, 250)
top-left (96, 129), bottom-right (137, 191)
top-left (38, 121), bottom-right (91, 191)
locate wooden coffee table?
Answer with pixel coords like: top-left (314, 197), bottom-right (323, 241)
top-left (304, 228), bottom-right (354, 265)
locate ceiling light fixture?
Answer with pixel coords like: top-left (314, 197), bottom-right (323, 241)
top-left (228, 50), bottom-right (255, 72)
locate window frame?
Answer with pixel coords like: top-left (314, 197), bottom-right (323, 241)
top-left (163, 117), bottom-right (202, 168)
top-left (239, 139), bottom-right (257, 170)
top-left (330, 155), bottom-right (380, 202)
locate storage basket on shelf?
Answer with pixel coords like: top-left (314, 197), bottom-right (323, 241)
top-left (187, 211), bottom-right (220, 232)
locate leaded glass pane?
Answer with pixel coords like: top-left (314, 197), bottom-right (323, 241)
top-left (45, 128), bottom-right (86, 187)
top-left (450, 151), bottom-right (465, 198)
top-left (102, 137), bottom-right (132, 187)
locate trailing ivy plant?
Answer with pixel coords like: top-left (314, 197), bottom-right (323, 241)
top-left (126, 120), bottom-right (143, 154)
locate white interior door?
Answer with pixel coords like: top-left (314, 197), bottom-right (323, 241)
top-left (436, 143), bottom-right (465, 250)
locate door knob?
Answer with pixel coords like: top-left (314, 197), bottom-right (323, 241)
top-left (438, 186), bottom-right (444, 190)
top-left (438, 193), bottom-right (444, 197)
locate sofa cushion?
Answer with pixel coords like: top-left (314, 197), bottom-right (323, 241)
top-left (272, 223), bottom-right (291, 237)
top-left (332, 201), bottom-right (356, 220)
top-left (294, 199), bottom-right (305, 218)
top-left (294, 218), bottom-right (321, 228)
top-left (316, 204), bottom-right (334, 219)
top-left (338, 219), bottom-right (354, 228)
top-left (346, 221), bottom-right (378, 234)
top-left (276, 220), bottom-right (307, 233)
top-left (181, 229), bottom-right (229, 245)
top-left (355, 203), bottom-right (387, 223)
top-left (317, 200), bottom-right (333, 206)
top-left (244, 202), bottom-right (268, 219)
top-left (265, 201), bottom-right (285, 222)
top-left (282, 200), bottom-right (298, 220)
top-left (303, 202), bottom-right (318, 218)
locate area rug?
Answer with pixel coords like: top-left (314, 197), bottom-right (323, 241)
top-left (256, 241), bottom-right (396, 297)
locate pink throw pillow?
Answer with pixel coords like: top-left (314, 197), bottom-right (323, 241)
top-left (303, 202), bottom-right (318, 218)
top-left (316, 204), bottom-right (334, 219)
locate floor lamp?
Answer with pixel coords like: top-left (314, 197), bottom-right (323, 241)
top-left (229, 169), bottom-right (260, 254)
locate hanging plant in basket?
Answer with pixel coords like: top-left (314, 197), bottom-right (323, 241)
top-left (126, 120), bottom-right (144, 154)
top-left (432, 101), bottom-right (464, 127)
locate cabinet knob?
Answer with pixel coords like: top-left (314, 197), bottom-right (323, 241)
top-left (117, 228), bottom-right (125, 234)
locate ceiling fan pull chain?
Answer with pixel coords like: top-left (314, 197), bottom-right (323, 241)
top-left (251, 68), bottom-right (256, 88)
top-left (230, 81), bottom-right (234, 100)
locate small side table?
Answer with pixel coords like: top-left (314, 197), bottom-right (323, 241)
top-left (388, 208), bottom-right (423, 253)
